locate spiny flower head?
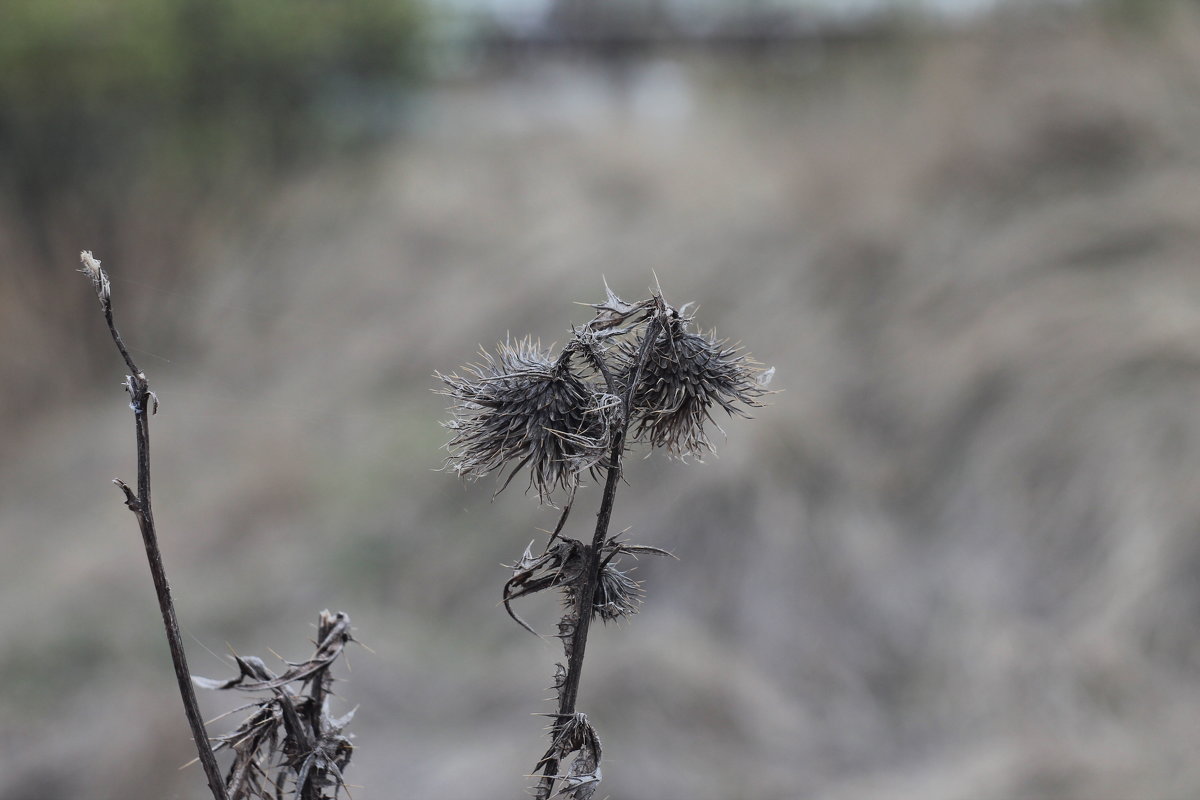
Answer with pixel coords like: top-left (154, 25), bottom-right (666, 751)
top-left (438, 337), bottom-right (616, 501)
top-left (620, 311), bottom-right (767, 459)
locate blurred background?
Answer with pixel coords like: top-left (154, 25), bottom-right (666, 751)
top-left (5, 0), bottom-right (1200, 797)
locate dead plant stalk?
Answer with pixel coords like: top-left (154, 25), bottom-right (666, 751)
top-left (78, 250), bottom-right (229, 800)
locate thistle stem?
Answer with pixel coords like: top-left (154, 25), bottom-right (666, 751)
top-left (535, 316), bottom-right (662, 798)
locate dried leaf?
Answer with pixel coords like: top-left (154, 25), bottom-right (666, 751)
top-left (198, 611), bottom-right (356, 800)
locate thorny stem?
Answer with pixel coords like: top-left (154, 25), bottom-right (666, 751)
top-left (535, 316), bottom-right (663, 798)
top-left (300, 616), bottom-right (337, 800)
top-left (83, 254), bottom-right (229, 800)
top-left (301, 685), bottom-right (325, 800)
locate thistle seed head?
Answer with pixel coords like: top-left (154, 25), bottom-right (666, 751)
top-left (438, 338), bottom-right (616, 501)
top-left (593, 563), bottom-right (643, 622)
top-left (621, 315), bottom-right (766, 458)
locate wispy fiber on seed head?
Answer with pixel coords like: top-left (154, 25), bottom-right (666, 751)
top-left (438, 338), bottom-right (617, 502)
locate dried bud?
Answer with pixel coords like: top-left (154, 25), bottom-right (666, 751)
top-left (78, 250), bottom-right (111, 302)
top-left (535, 713), bottom-right (602, 800)
top-left (621, 316), bottom-right (766, 458)
top-left (439, 338), bottom-right (616, 501)
top-left (593, 562), bottom-right (642, 622)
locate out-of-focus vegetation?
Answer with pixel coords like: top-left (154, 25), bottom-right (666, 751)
top-left (0, 0), bottom-right (424, 419)
top-left (1096, 0), bottom-right (1185, 25)
top-left (0, 0), bottom-right (423, 185)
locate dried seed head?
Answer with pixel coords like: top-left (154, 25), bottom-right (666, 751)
top-left (78, 250), bottom-right (111, 302)
top-left (593, 563), bottom-right (643, 622)
top-left (439, 338), bottom-right (615, 501)
top-left (559, 556), bottom-right (641, 624)
top-left (621, 315), bottom-right (766, 458)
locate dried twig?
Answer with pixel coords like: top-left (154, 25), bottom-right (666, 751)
top-left (78, 251), bottom-right (229, 800)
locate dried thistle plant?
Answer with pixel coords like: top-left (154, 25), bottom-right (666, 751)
top-left (80, 252), bottom-right (357, 800)
top-left (438, 282), bottom-right (770, 798)
top-left (195, 611), bottom-right (358, 800)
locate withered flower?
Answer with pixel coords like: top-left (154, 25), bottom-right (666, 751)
top-left (439, 338), bottom-right (616, 501)
top-left (621, 314), bottom-right (766, 458)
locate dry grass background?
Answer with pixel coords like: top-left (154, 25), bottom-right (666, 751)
top-left (7, 6), bottom-right (1200, 798)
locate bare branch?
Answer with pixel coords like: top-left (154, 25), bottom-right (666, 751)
top-left (79, 251), bottom-right (229, 800)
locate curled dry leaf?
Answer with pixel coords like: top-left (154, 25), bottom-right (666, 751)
top-left (586, 279), bottom-right (655, 331)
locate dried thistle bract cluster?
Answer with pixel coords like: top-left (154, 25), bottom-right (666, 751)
top-left (621, 313), bottom-right (766, 459)
top-left (437, 338), bottom-right (618, 501)
top-left (503, 537), bottom-right (673, 638)
top-left (438, 284), bottom-right (769, 500)
top-left (195, 611), bottom-right (357, 800)
top-left (533, 713), bottom-right (602, 800)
